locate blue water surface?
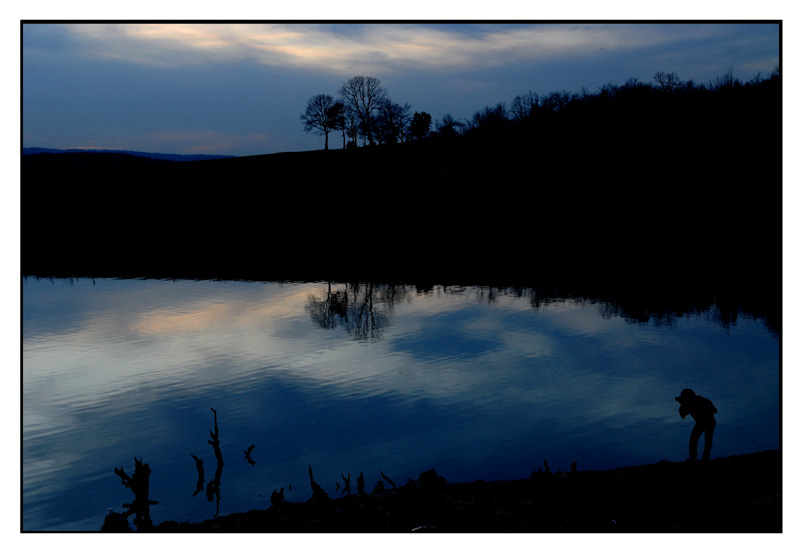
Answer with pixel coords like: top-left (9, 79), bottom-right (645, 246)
top-left (21, 277), bottom-right (779, 530)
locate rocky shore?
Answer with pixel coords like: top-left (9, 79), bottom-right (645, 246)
top-left (103, 450), bottom-right (780, 533)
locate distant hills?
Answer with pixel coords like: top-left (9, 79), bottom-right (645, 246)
top-left (22, 147), bottom-right (236, 162)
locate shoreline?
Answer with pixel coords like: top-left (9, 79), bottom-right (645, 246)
top-left (101, 450), bottom-right (781, 533)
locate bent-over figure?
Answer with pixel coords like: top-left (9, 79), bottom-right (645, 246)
top-left (676, 388), bottom-right (717, 461)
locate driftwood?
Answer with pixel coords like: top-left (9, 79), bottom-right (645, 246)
top-left (112, 457), bottom-right (158, 531)
top-left (341, 473), bottom-right (352, 496)
top-left (308, 464), bottom-right (328, 500)
top-left (380, 470), bottom-right (397, 490)
top-left (270, 487), bottom-right (285, 505)
top-left (100, 511), bottom-right (131, 532)
top-left (206, 408), bottom-right (224, 517)
top-left (357, 472), bottom-right (366, 496)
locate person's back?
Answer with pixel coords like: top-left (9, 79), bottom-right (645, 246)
top-left (692, 395), bottom-right (717, 420)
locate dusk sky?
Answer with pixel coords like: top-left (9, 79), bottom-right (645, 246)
top-left (22, 20), bottom-right (780, 157)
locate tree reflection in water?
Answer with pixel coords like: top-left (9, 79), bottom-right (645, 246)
top-left (305, 282), bottom-right (412, 341)
top-left (305, 280), bottom-right (779, 341)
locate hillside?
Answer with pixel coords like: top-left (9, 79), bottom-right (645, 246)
top-left (21, 122), bottom-right (781, 331)
top-left (22, 72), bottom-right (781, 292)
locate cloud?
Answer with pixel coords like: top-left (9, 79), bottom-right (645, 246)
top-left (59, 23), bottom-right (723, 75)
top-left (22, 22), bottom-right (779, 156)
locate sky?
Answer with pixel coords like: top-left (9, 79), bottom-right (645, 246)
top-left (21, 20), bottom-right (781, 157)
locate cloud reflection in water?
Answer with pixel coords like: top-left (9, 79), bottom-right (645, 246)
top-left (22, 278), bottom-right (778, 530)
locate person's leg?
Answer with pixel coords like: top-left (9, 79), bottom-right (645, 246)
top-left (689, 423), bottom-right (702, 461)
top-left (702, 419), bottom-right (716, 461)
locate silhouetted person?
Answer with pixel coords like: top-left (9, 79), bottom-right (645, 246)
top-left (676, 388), bottom-right (717, 461)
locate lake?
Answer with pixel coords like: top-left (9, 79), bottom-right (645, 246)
top-left (21, 276), bottom-right (779, 531)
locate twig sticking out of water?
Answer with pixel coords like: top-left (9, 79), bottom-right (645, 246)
top-left (308, 464), bottom-right (328, 500)
top-left (380, 470), bottom-right (397, 490)
top-left (357, 472), bottom-right (366, 496)
top-left (113, 457), bottom-right (158, 531)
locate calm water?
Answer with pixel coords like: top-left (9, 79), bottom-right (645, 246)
top-left (21, 277), bottom-right (779, 530)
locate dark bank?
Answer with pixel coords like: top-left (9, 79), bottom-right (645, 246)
top-left (106, 450), bottom-right (779, 533)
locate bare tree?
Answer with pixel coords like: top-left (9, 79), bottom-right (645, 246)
top-left (540, 91), bottom-right (573, 112)
top-left (653, 71), bottom-right (681, 92)
top-left (435, 113), bottom-right (464, 138)
top-left (509, 91), bottom-right (539, 120)
top-left (338, 76), bottom-right (389, 146)
top-left (409, 111), bottom-right (432, 141)
top-left (711, 67), bottom-right (740, 90)
top-left (374, 101), bottom-right (412, 144)
top-left (342, 106), bottom-right (361, 148)
top-left (301, 94), bottom-right (338, 150)
top-left (326, 101), bottom-right (346, 149)
top-left (468, 103), bottom-right (508, 132)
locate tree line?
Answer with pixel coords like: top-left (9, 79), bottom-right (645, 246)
top-left (458, 66), bottom-right (781, 143)
top-left (303, 67), bottom-right (780, 151)
top-left (301, 75), bottom-right (432, 150)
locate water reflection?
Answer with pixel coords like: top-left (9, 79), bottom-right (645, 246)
top-left (305, 280), bottom-right (779, 345)
top-left (306, 282), bottom-right (411, 341)
top-left (21, 277), bottom-right (779, 530)
top-left (190, 454), bottom-right (204, 497)
top-left (243, 444), bottom-right (256, 466)
top-left (205, 408), bottom-right (224, 516)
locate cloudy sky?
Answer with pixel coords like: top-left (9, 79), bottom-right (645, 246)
top-left (21, 19), bottom-right (780, 157)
